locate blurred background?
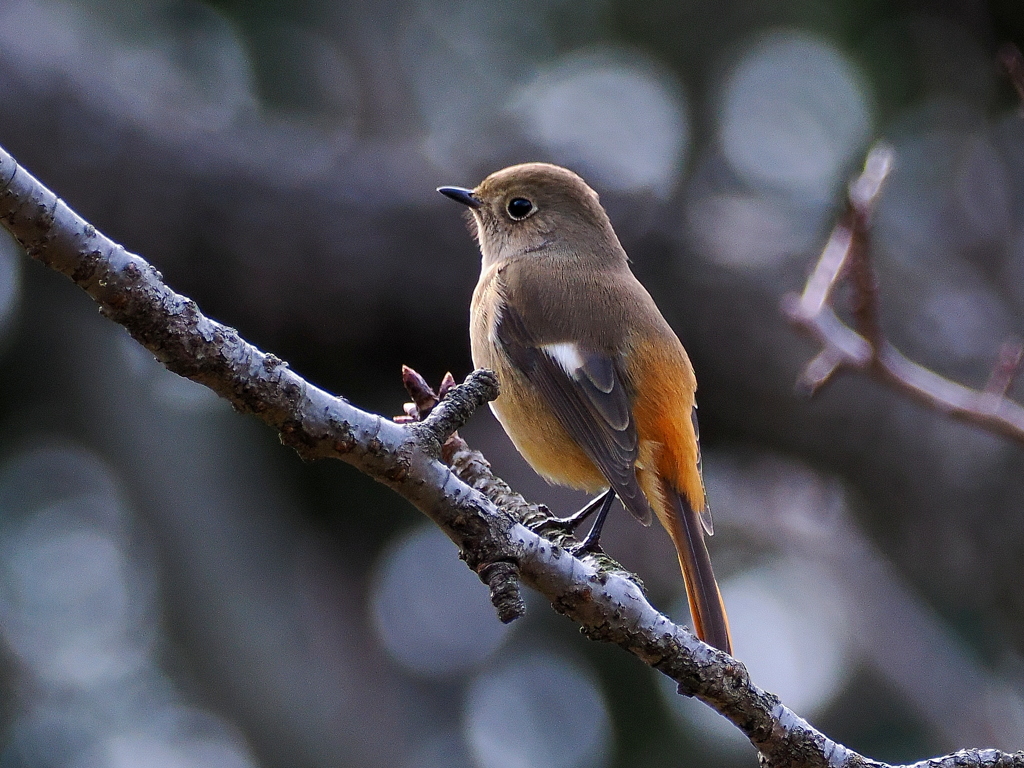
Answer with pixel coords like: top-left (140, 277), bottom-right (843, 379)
top-left (1, 0), bottom-right (1024, 766)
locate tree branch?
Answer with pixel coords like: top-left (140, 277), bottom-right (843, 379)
top-left (782, 143), bottom-right (1024, 445)
top-left (0, 141), bottom-right (1020, 768)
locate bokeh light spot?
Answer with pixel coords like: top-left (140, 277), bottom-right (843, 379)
top-left (513, 49), bottom-right (689, 194)
top-left (4, 521), bottom-right (137, 687)
top-left (403, 732), bottom-right (475, 768)
top-left (663, 557), bottom-right (852, 752)
top-left (0, 228), bottom-right (22, 349)
top-left (464, 652), bottom-right (611, 768)
top-left (0, 447), bottom-right (257, 767)
top-left (371, 524), bottom-right (511, 678)
top-left (720, 31), bottom-right (871, 199)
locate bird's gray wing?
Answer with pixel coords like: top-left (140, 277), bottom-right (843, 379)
top-left (495, 303), bottom-right (652, 525)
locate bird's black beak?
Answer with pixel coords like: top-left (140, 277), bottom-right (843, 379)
top-left (437, 186), bottom-right (483, 209)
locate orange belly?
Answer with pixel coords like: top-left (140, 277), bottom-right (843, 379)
top-left (488, 366), bottom-right (609, 493)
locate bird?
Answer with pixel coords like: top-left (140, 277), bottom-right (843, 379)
top-left (438, 162), bottom-right (732, 654)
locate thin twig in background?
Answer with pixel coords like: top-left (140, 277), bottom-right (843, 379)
top-left (1, 142), bottom-right (1022, 768)
top-left (782, 144), bottom-right (1024, 445)
top-left (1000, 43), bottom-right (1024, 114)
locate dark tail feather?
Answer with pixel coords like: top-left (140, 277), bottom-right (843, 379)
top-left (667, 485), bottom-right (732, 654)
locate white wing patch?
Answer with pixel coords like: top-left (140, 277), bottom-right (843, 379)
top-left (488, 302), bottom-right (504, 347)
top-left (541, 342), bottom-right (584, 377)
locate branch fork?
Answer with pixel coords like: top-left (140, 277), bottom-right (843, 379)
top-left (782, 143), bottom-right (1024, 445)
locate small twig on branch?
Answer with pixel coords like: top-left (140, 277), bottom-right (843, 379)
top-left (396, 366), bottom-right (457, 422)
top-left (1, 141), bottom-right (1021, 768)
top-left (782, 143), bottom-right (1024, 445)
top-left (398, 367), bottom-right (525, 622)
top-left (412, 368), bottom-right (498, 457)
top-left (398, 368), bottom-right (642, 618)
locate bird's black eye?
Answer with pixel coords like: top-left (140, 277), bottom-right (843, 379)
top-left (506, 197), bottom-right (536, 220)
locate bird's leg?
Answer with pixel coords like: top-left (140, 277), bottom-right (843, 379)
top-left (538, 488), bottom-right (617, 554)
top-left (546, 488), bottom-right (615, 531)
top-left (569, 490), bottom-right (616, 555)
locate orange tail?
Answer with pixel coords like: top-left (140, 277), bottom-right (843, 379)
top-left (666, 485), bottom-right (732, 654)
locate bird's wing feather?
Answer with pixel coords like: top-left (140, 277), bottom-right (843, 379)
top-left (691, 405), bottom-right (714, 535)
top-left (495, 304), bottom-right (653, 525)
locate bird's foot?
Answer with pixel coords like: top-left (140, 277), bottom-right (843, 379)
top-left (543, 489), bottom-right (616, 556)
top-left (566, 534), bottom-right (604, 557)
